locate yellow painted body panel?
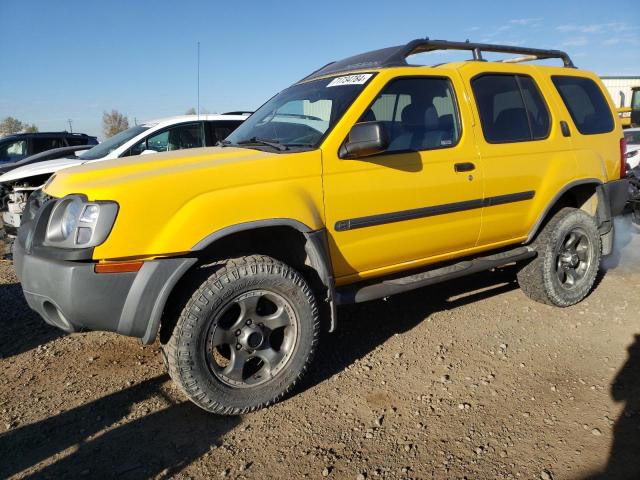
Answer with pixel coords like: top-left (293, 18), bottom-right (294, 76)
top-left (46, 148), bottom-right (325, 259)
top-left (44, 60), bottom-right (623, 286)
top-left (321, 68), bottom-right (483, 279)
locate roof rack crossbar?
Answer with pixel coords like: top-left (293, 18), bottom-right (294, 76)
top-left (302, 37), bottom-right (575, 82)
top-left (394, 38), bottom-right (575, 68)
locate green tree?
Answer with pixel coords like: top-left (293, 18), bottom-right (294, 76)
top-left (102, 110), bottom-right (129, 138)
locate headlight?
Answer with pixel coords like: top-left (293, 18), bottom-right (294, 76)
top-left (44, 195), bottom-right (118, 248)
top-left (61, 201), bottom-right (81, 239)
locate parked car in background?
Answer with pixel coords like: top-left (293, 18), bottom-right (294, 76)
top-left (624, 128), bottom-right (640, 169)
top-left (0, 144), bottom-right (94, 175)
top-left (0, 132), bottom-right (97, 164)
top-left (0, 114), bottom-right (248, 257)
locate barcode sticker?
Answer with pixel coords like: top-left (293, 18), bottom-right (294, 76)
top-left (326, 74), bottom-right (373, 87)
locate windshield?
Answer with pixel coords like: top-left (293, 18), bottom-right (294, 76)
top-left (225, 73), bottom-right (375, 151)
top-left (80, 125), bottom-right (149, 160)
top-left (624, 130), bottom-right (640, 145)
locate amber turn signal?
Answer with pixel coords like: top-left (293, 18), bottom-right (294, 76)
top-left (94, 260), bottom-right (144, 274)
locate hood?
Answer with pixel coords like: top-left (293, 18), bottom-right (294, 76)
top-left (44, 145), bottom-right (323, 260)
top-left (0, 157), bottom-right (85, 184)
top-left (44, 146), bottom-right (285, 199)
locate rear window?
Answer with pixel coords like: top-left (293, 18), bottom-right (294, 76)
top-left (32, 137), bottom-right (64, 154)
top-left (471, 74), bottom-right (550, 143)
top-left (552, 76), bottom-right (614, 135)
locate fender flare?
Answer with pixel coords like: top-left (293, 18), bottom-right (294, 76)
top-left (192, 219), bottom-right (338, 332)
top-left (525, 178), bottom-right (602, 243)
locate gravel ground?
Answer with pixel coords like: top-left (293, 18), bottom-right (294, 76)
top-left (1, 219), bottom-right (639, 480)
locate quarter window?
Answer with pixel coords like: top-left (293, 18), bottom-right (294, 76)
top-left (472, 74), bottom-right (551, 143)
top-left (0, 140), bottom-right (27, 162)
top-left (552, 76), bottom-right (614, 135)
top-left (360, 77), bottom-right (461, 153)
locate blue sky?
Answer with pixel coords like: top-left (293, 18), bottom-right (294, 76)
top-left (1, 0), bottom-right (638, 138)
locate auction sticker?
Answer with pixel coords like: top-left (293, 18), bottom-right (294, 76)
top-left (326, 74), bottom-right (373, 87)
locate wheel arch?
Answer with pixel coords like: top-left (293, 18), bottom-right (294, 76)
top-left (526, 179), bottom-right (604, 244)
top-left (155, 220), bottom-right (337, 345)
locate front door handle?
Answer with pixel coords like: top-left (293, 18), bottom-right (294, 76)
top-left (454, 162), bottom-right (476, 172)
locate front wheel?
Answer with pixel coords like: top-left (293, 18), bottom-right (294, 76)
top-left (517, 207), bottom-right (601, 307)
top-left (163, 255), bottom-right (320, 415)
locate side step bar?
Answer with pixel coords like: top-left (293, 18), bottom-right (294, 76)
top-left (336, 246), bottom-right (536, 304)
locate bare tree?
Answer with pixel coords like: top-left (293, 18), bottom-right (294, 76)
top-left (184, 107), bottom-right (196, 115)
top-left (0, 117), bottom-right (27, 137)
top-left (23, 124), bottom-right (38, 133)
top-left (102, 110), bottom-right (129, 138)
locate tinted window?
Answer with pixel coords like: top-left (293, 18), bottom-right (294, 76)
top-left (67, 136), bottom-right (91, 146)
top-left (472, 74), bottom-right (550, 143)
top-left (360, 77), bottom-right (461, 153)
top-left (0, 139), bottom-right (28, 162)
top-left (624, 130), bottom-right (640, 145)
top-left (552, 76), bottom-right (614, 135)
top-left (127, 123), bottom-right (204, 156)
top-left (519, 77), bottom-right (550, 139)
top-left (32, 137), bottom-right (64, 154)
top-left (207, 121), bottom-right (243, 145)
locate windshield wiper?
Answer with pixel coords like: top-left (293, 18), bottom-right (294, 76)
top-left (236, 137), bottom-right (289, 151)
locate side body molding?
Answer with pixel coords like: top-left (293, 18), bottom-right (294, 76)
top-left (192, 219), bottom-right (339, 332)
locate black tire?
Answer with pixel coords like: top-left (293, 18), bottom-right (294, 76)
top-left (0, 231), bottom-right (10, 260)
top-left (164, 255), bottom-right (320, 415)
top-left (517, 207), bottom-right (601, 307)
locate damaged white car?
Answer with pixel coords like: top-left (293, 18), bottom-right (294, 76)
top-left (0, 113), bottom-right (248, 256)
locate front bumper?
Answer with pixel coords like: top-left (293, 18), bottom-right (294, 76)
top-left (14, 229), bottom-right (196, 344)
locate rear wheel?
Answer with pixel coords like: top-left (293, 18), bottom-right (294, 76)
top-left (517, 207), bottom-right (601, 306)
top-left (163, 255), bottom-right (319, 414)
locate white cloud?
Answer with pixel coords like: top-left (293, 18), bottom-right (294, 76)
top-left (602, 38), bottom-right (622, 46)
top-left (562, 36), bottom-right (589, 47)
top-left (509, 18), bottom-right (542, 26)
top-left (557, 22), bottom-right (632, 34)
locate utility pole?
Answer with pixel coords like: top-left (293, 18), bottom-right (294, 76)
top-left (197, 41), bottom-right (200, 119)
top-left (67, 119), bottom-right (73, 133)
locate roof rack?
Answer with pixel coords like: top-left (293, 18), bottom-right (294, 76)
top-left (222, 111), bottom-right (253, 116)
top-left (302, 38), bottom-right (575, 82)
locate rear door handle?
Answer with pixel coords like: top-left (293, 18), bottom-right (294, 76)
top-left (560, 121), bottom-right (571, 137)
top-left (454, 162), bottom-right (476, 172)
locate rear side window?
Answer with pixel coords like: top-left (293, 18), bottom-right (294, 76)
top-left (32, 137), bottom-right (64, 154)
top-left (472, 74), bottom-right (550, 143)
top-left (552, 76), bottom-right (614, 135)
top-left (67, 136), bottom-right (90, 146)
top-left (206, 121), bottom-right (243, 145)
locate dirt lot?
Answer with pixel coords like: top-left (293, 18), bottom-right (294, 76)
top-left (1, 219), bottom-right (639, 480)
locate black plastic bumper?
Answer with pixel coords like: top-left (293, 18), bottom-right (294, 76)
top-left (13, 239), bottom-right (196, 344)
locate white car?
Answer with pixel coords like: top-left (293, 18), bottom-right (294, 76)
top-left (0, 113), bottom-right (248, 255)
top-left (624, 128), bottom-right (640, 170)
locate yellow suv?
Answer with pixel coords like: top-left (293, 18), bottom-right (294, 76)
top-left (14, 39), bottom-right (629, 414)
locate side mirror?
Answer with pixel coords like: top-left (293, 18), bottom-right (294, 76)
top-left (140, 149), bottom-right (157, 155)
top-left (339, 122), bottom-right (389, 159)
